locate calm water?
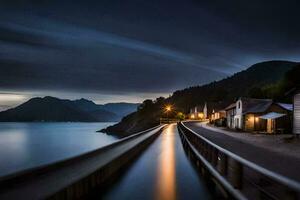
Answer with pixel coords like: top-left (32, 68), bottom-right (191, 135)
top-left (0, 122), bottom-right (117, 177)
top-left (101, 124), bottom-right (211, 200)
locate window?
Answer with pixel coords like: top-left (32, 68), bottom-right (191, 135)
top-left (238, 102), bottom-right (241, 109)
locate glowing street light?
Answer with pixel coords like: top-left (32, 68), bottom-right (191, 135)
top-left (164, 105), bottom-right (172, 123)
top-left (165, 105), bottom-right (172, 112)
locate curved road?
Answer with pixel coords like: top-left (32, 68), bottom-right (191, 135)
top-left (184, 121), bottom-right (300, 182)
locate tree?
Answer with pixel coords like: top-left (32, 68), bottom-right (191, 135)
top-left (138, 99), bottom-right (153, 110)
top-left (248, 87), bottom-right (264, 98)
top-left (176, 112), bottom-right (185, 121)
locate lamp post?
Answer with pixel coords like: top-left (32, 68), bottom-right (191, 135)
top-left (165, 105), bottom-right (172, 124)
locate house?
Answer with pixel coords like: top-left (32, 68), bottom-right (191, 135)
top-left (234, 98), bottom-right (272, 130)
top-left (211, 109), bottom-right (226, 126)
top-left (225, 103), bottom-right (236, 129)
top-left (203, 103), bottom-right (208, 119)
top-left (211, 109), bottom-right (226, 121)
top-left (230, 97), bottom-right (292, 133)
top-left (254, 102), bottom-right (292, 134)
top-left (189, 103), bottom-right (207, 120)
top-left (294, 92), bottom-right (300, 134)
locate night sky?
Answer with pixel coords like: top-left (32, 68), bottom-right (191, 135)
top-left (1, 0), bottom-right (300, 109)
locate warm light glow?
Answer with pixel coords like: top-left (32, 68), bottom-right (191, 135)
top-left (255, 117), bottom-right (259, 122)
top-left (198, 113), bottom-right (204, 118)
top-left (165, 105), bottom-right (172, 112)
top-left (191, 114), bottom-right (195, 119)
top-left (156, 124), bottom-right (176, 200)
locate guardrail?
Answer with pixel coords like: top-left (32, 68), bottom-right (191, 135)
top-left (0, 125), bottom-right (165, 200)
top-left (159, 118), bottom-right (180, 124)
top-left (178, 122), bottom-right (300, 200)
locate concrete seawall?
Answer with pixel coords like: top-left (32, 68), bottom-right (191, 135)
top-left (0, 125), bottom-right (165, 200)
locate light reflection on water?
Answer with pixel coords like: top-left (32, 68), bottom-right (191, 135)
top-left (102, 124), bottom-right (211, 200)
top-left (156, 125), bottom-right (176, 200)
top-left (0, 122), bottom-right (116, 177)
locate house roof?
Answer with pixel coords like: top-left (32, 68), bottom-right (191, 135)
top-left (190, 101), bottom-right (231, 115)
top-left (241, 98), bottom-right (273, 114)
top-left (259, 112), bottom-right (286, 119)
top-left (224, 103), bottom-right (236, 110)
top-left (276, 103), bottom-right (293, 111)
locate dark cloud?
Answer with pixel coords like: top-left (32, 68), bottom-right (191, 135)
top-left (0, 0), bottom-right (300, 103)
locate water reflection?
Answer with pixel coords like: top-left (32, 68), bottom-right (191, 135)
top-left (156, 124), bottom-right (176, 200)
top-left (0, 122), bottom-right (116, 176)
top-left (101, 123), bottom-right (211, 200)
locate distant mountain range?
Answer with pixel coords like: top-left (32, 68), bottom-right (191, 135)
top-left (104, 60), bottom-right (300, 136)
top-left (0, 96), bottom-right (139, 122)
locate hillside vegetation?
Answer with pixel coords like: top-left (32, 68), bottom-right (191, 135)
top-left (104, 61), bottom-right (300, 137)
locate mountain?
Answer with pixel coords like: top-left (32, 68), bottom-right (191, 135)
top-left (0, 96), bottom-right (97, 122)
top-left (100, 103), bottom-right (140, 117)
top-left (71, 98), bottom-right (139, 120)
top-left (72, 98), bottom-right (100, 112)
top-left (0, 96), bottom-right (139, 122)
top-left (104, 60), bottom-right (300, 137)
top-left (169, 60), bottom-right (298, 111)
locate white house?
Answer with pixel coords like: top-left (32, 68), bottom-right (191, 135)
top-left (226, 97), bottom-right (292, 133)
top-left (234, 98), bottom-right (243, 129)
top-left (225, 103), bottom-right (236, 129)
top-left (203, 102), bottom-right (207, 119)
top-left (232, 97), bottom-right (273, 130)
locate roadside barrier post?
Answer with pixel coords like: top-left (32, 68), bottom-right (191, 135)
top-left (218, 153), bottom-right (228, 176)
top-left (230, 159), bottom-right (243, 189)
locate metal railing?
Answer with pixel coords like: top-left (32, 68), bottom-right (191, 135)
top-left (0, 124), bottom-right (163, 184)
top-left (0, 125), bottom-right (165, 199)
top-left (159, 118), bottom-right (181, 124)
top-left (178, 122), bottom-right (300, 200)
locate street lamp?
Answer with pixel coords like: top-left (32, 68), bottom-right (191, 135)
top-left (165, 105), bottom-right (171, 112)
top-left (165, 105), bottom-right (172, 123)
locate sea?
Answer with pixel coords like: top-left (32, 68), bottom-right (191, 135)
top-left (0, 122), bottom-right (117, 177)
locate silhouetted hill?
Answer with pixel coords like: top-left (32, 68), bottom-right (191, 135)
top-left (73, 99), bottom-right (140, 121)
top-left (0, 96), bottom-right (139, 122)
top-left (72, 98), bottom-right (100, 112)
top-left (170, 60), bottom-right (298, 111)
top-left (0, 96), bottom-right (97, 122)
top-left (101, 103), bottom-right (140, 117)
top-left (71, 98), bottom-right (139, 120)
top-left (104, 60), bottom-right (299, 136)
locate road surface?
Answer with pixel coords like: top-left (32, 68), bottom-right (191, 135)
top-left (184, 121), bottom-right (300, 182)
